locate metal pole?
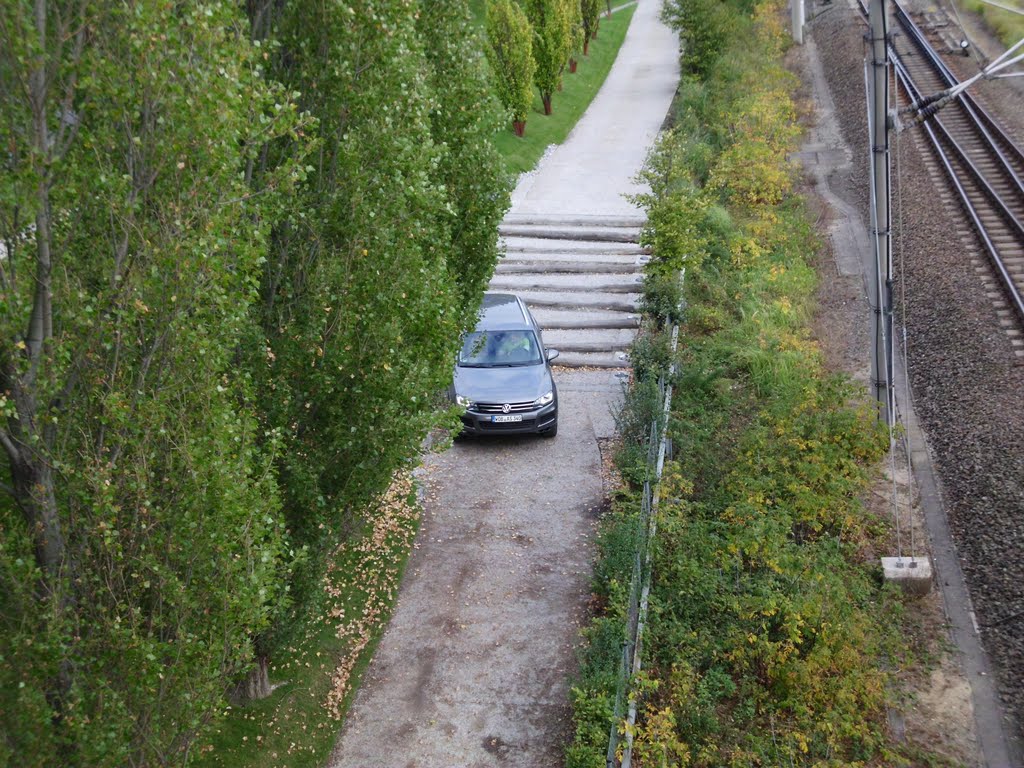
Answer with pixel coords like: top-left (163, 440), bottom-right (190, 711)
top-left (792, 0), bottom-right (804, 43)
top-left (869, 0), bottom-right (895, 425)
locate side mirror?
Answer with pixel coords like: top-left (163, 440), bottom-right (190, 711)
top-left (546, 348), bottom-right (559, 361)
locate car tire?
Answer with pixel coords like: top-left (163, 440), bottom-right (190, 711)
top-left (542, 422), bottom-right (558, 438)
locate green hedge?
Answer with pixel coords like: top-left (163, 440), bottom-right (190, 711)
top-left (567, 0), bottom-right (950, 764)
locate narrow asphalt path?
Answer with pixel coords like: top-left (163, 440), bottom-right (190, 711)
top-left (328, 2), bottom-right (678, 766)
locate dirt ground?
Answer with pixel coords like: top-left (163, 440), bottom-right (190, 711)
top-left (809, 195), bottom-right (980, 766)
top-left (790, 14), bottom-right (986, 766)
top-left (327, 371), bottom-right (624, 768)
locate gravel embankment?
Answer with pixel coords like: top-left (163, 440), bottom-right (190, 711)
top-left (808, 2), bottom-right (1024, 743)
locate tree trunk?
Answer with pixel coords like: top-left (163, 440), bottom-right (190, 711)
top-left (10, 450), bottom-right (64, 581)
top-left (5, 0), bottom-right (65, 588)
top-left (542, 94), bottom-right (552, 115)
top-left (232, 656), bottom-right (273, 703)
top-left (569, 58), bottom-right (577, 73)
top-left (512, 120), bottom-right (526, 137)
top-left (584, 38), bottom-right (590, 55)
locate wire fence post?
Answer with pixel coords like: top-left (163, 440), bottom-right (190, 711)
top-left (605, 269), bottom-right (684, 767)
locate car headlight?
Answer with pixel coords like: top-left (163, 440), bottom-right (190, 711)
top-left (455, 394), bottom-right (473, 408)
top-left (533, 390), bottom-right (554, 407)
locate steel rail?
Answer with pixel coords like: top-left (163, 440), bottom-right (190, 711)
top-left (893, 56), bottom-right (1024, 244)
top-left (892, 0), bottom-right (1024, 177)
top-left (856, 0), bottom-right (1024, 324)
top-left (892, 55), bottom-right (1024, 321)
top-left (892, 2), bottom-right (1024, 197)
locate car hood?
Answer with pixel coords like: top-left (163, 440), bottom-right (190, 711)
top-left (453, 363), bottom-right (553, 404)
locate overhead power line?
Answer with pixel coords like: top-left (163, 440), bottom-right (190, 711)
top-left (895, 35), bottom-right (1024, 130)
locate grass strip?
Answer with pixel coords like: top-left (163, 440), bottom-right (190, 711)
top-left (488, 3), bottom-right (637, 174)
top-left (192, 472), bottom-right (421, 768)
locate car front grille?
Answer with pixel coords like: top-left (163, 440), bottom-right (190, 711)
top-left (479, 419), bottom-right (531, 431)
top-left (475, 401), bottom-right (535, 414)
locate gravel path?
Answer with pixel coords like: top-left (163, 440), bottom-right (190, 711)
top-left (327, 2), bottom-right (678, 765)
top-left (807, 2), bottom-right (1024, 751)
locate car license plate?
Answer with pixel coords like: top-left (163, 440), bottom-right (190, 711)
top-left (492, 414), bottom-right (523, 423)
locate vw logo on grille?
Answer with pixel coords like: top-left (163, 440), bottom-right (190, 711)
top-left (502, 403), bottom-right (511, 413)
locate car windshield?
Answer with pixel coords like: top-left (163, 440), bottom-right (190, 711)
top-left (458, 330), bottom-right (543, 367)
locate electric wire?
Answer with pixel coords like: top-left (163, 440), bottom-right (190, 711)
top-left (892, 64), bottom-right (918, 562)
top-left (978, 0), bottom-right (1024, 16)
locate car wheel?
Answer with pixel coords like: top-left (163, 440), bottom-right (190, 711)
top-left (542, 422), bottom-right (557, 438)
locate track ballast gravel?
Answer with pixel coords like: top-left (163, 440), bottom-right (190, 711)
top-left (809, 2), bottom-right (1024, 745)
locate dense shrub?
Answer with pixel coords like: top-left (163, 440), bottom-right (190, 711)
top-left (665, 0), bottom-right (743, 78)
top-left (486, 0), bottom-right (537, 131)
top-left (639, 272), bottom-right (687, 328)
top-left (569, 0), bottom-right (948, 764)
top-left (629, 327), bottom-right (675, 383)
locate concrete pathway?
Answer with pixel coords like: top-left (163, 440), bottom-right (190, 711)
top-left (500, 0), bottom-right (680, 367)
top-left (328, 3), bottom-right (678, 766)
top-left (510, 0), bottom-right (680, 218)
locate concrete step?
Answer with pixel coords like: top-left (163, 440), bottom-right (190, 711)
top-left (501, 249), bottom-right (649, 267)
top-left (501, 236), bottom-right (648, 255)
top-left (554, 351), bottom-right (631, 369)
top-left (503, 213), bottom-right (646, 229)
top-left (517, 289), bottom-right (639, 313)
top-left (489, 272), bottom-right (643, 294)
top-left (544, 328), bottom-right (637, 351)
top-left (495, 212), bottom-right (649, 370)
top-left (495, 260), bottom-right (640, 275)
top-left (499, 224), bottom-right (640, 243)
top-left (530, 307), bottom-right (641, 329)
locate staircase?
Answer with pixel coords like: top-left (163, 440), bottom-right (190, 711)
top-left (490, 214), bottom-right (648, 368)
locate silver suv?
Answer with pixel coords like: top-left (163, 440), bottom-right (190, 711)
top-left (450, 293), bottom-right (559, 437)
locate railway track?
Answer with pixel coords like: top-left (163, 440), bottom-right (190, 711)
top-left (866, 0), bottom-right (1024, 340)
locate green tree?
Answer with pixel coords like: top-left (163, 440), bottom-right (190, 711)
top-left (244, 0), bottom-right (496, 680)
top-left (485, 0), bottom-right (537, 135)
top-left (0, 0), bottom-right (301, 763)
top-left (418, 0), bottom-right (511, 313)
top-left (564, 0), bottom-right (585, 72)
top-left (581, 0), bottom-right (601, 54)
top-left (524, 0), bottom-right (571, 114)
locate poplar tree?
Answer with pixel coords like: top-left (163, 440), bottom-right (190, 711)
top-left (0, 1), bottom-right (300, 763)
top-left (486, 0), bottom-right (538, 135)
top-left (244, 0), bottom-right (509, 678)
top-left (524, 0), bottom-right (572, 114)
top-left (418, 0), bottom-right (511, 314)
top-left (564, 0), bottom-right (585, 72)
top-left (581, 0), bottom-right (602, 54)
